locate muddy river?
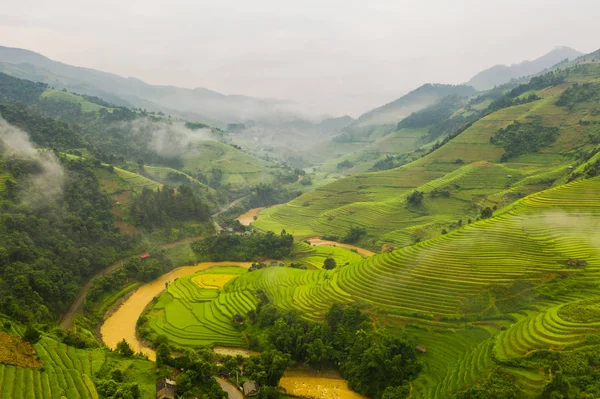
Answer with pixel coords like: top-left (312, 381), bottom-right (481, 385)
top-left (100, 261), bottom-right (253, 361)
top-left (235, 207), bottom-right (265, 226)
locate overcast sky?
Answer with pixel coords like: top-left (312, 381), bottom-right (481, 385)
top-left (1, 0), bottom-right (598, 116)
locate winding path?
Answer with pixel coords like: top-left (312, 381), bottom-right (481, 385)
top-left (59, 234), bottom-right (208, 330)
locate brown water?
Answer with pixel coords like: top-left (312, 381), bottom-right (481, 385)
top-left (280, 369), bottom-right (368, 399)
top-left (236, 207), bottom-right (265, 226)
top-left (100, 262), bottom-right (253, 361)
top-left (307, 237), bottom-right (375, 257)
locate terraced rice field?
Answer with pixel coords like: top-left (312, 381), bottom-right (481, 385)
top-left (495, 300), bottom-right (600, 361)
top-left (335, 176), bottom-right (600, 318)
top-left (101, 262), bottom-right (253, 359)
top-left (149, 267), bottom-right (255, 348)
top-left (0, 336), bottom-right (104, 399)
top-left (292, 241), bottom-right (366, 268)
top-left (225, 266), bottom-right (353, 321)
top-left (182, 141), bottom-right (278, 188)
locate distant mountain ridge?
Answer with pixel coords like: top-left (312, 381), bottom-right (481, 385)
top-left (0, 45), bottom-right (300, 127)
top-left (467, 46), bottom-right (583, 90)
top-left (343, 83), bottom-right (476, 138)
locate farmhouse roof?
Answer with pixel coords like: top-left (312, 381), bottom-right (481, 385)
top-left (140, 253), bottom-right (150, 260)
top-left (243, 380), bottom-right (258, 396)
top-left (156, 378), bottom-right (176, 399)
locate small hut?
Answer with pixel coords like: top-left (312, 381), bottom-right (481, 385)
top-left (415, 344), bottom-right (427, 354)
top-left (156, 378), bottom-right (176, 399)
top-left (140, 253), bottom-right (150, 261)
top-left (242, 380), bottom-right (258, 397)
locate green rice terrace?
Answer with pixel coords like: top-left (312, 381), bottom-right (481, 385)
top-left (0, 326), bottom-right (159, 399)
top-left (141, 174), bottom-right (600, 397)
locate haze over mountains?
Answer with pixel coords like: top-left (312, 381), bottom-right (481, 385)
top-left (0, 46), bottom-right (304, 128)
top-left (467, 46), bottom-right (582, 90)
top-left (0, 44), bottom-right (587, 131)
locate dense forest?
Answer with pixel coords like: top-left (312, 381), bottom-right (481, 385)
top-left (0, 154), bottom-right (131, 321)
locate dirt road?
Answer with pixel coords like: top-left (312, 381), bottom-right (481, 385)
top-left (216, 377), bottom-right (244, 399)
top-left (307, 237), bottom-right (375, 257)
top-left (59, 234), bottom-right (205, 330)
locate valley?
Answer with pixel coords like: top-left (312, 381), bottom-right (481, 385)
top-left (1, 38), bottom-right (600, 399)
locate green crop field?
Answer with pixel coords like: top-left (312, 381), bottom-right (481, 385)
top-left (181, 140), bottom-right (280, 188)
top-left (147, 266), bottom-right (257, 347)
top-left (0, 332), bottom-right (161, 399)
top-left (253, 68), bottom-right (600, 250)
top-left (143, 165), bottom-right (215, 195)
top-left (291, 241), bottom-right (365, 268)
top-left (146, 174), bottom-right (600, 397)
top-left (41, 89), bottom-right (108, 114)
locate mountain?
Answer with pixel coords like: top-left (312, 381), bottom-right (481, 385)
top-left (0, 45), bottom-right (299, 127)
top-left (467, 46), bottom-right (582, 90)
top-left (254, 62), bottom-right (600, 249)
top-left (344, 83), bottom-right (476, 136)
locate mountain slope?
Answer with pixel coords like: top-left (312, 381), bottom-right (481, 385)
top-left (345, 84), bottom-right (476, 135)
top-left (468, 46), bottom-right (582, 90)
top-left (254, 64), bottom-right (600, 248)
top-left (0, 46), bottom-right (295, 127)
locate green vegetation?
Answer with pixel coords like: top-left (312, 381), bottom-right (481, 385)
top-left (191, 230), bottom-right (294, 261)
top-left (244, 302), bottom-right (422, 399)
top-left (254, 64), bottom-right (600, 249)
top-left (129, 185), bottom-right (211, 231)
top-left (141, 266), bottom-right (254, 348)
top-left (490, 117), bottom-right (560, 161)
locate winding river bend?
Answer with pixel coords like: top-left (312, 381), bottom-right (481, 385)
top-left (99, 225), bottom-right (375, 398)
top-left (100, 261), bottom-right (253, 361)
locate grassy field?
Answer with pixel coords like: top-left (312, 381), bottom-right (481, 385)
top-left (254, 69), bottom-right (600, 249)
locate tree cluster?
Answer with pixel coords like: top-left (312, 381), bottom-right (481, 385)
top-left (556, 83), bottom-right (600, 110)
top-left (191, 230), bottom-right (294, 261)
top-left (0, 157), bottom-right (131, 322)
top-left (489, 117), bottom-right (560, 162)
top-left (129, 185), bottom-right (210, 231)
top-left (244, 302), bottom-right (422, 399)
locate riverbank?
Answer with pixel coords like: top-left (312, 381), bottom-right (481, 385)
top-left (236, 207), bottom-right (265, 226)
top-left (100, 261), bottom-right (254, 360)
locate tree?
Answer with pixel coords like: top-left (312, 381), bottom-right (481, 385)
top-left (115, 339), bottom-right (134, 357)
top-left (406, 190), bottom-right (424, 206)
top-left (382, 385), bottom-right (410, 399)
top-left (156, 343), bottom-right (171, 365)
top-left (23, 325), bottom-right (41, 343)
top-left (323, 257), bottom-right (337, 270)
top-left (480, 207), bottom-right (493, 219)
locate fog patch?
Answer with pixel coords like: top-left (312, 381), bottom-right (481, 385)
top-left (0, 118), bottom-right (65, 207)
top-left (126, 119), bottom-right (214, 157)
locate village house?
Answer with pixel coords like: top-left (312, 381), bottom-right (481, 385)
top-left (156, 378), bottom-right (176, 399)
top-left (242, 380), bottom-right (258, 397)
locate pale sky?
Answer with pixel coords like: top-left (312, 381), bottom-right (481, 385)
top-left (1, 0), bottom-right (598, 116)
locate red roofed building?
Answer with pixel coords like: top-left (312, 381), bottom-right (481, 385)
top-left (140, 254), bottom-right (150, 261)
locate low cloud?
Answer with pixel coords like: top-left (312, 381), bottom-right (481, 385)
top-left (121, 119), bottom-right (213, 157)
top-left (0, 118), bottom-right (65, 207)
